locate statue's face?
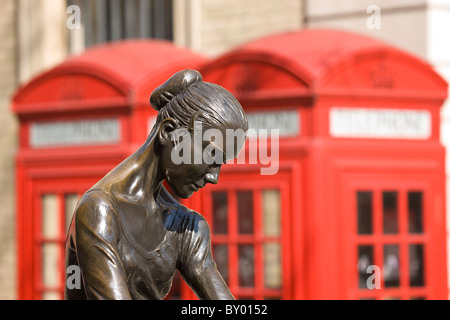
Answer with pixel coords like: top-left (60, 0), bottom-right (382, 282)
top-left (159, 123), bottom-right (245, 199)
top-left (160, 131), bottom-right (221, 199)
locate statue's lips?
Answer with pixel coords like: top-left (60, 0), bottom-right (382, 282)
top-left (190, 183), bottom-right (202, 191)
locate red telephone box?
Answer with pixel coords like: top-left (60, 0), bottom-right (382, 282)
top-left (198, 29), bottom-right (448, 299)
top-left (12, 40), bottom-right (206, 300)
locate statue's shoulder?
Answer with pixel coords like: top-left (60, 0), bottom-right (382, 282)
top-left (158, 186), bottom-right (209, 235)
top-left (77, 188), bottom-right (118, 213)
top-left (73, 188), bottom-right (121, 236)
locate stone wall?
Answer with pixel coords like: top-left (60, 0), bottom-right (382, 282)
top-left (0, 0), bottom-right (69, 299)
top-left (0, 0), bottom-right (18, 300)
top-left (174, 0), bottom-right (303, 57)
top-left (305, 0), bottom-right (428, 59)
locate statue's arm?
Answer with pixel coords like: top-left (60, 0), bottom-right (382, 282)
top-left (178, 214), bottom-right (235, 300)
top-left (74, 193), bottom-right (132, 300)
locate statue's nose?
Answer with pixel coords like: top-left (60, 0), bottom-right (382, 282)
top-left (204, 167), bottom-right (220, 185)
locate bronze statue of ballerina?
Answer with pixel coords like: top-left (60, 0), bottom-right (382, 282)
top-left (65, 69), bottom-right (248, 300)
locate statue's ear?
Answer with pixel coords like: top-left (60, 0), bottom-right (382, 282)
top-left (158, 118), bottom-right (178, 145)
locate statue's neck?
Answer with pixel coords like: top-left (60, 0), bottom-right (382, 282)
top-left (101, 133), bottom-right (163, 206)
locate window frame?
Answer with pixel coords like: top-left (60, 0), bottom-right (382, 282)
top-left (201, 177), bottom-right (292, 300)
top-left (28, 177), bottom-right (96, 300)
top-left (72, 0), bottom-right (174, 48)
top-left (342, 176), bottom-right (434, 300)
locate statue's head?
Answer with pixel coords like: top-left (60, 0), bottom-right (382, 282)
top-left (150, 69), bottom-right (248, 198)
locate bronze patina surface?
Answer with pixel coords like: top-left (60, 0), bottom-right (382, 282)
top-left (65, 69), bottom-right (248, 300)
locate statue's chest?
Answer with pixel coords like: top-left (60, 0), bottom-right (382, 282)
top-left (116, 231), bottom-right (179, 299)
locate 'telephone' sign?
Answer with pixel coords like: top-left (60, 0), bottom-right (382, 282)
top-left (30, 118), bottom-right (121, 148)
top-left (247, 110), bottom-right (299, 137)
top-left (329, 107), bottom-right (431, 139)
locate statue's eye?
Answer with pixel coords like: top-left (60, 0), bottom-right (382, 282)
top-left (203, 146), bottom-right (224, 165)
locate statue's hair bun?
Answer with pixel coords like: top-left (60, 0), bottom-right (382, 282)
top-left (150, 69), bottom-right (203, 111)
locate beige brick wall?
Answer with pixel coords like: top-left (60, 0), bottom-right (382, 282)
top-left (18, 0), bottom-right (68, 85)
top-left (175, 0), bottom-right (304, 57)
top-left (0, 0), bottom-right (68, 300)
top-left (305, 0), bottom-right (429, 59)
top-left (0, 0), bottom-right (18, 300)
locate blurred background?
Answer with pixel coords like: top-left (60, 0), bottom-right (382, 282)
top-left (1, 0), bottom-right (450, 300)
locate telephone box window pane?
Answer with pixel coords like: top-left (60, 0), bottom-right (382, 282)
top-left (383, 191), bottom-right (398, 234)
top-left (383, 244), bottom-right (400, 287)
top-left (408, 192), bottom-right (423, 233)
top-left (357, 192), bottom-right (373, 234)
top-left (262, 190), bottom-right (280, 236)
top-left (42, 243), bottom-right (61, 290)
top-left (212, 192), bottom-right (228, 234)
top-left (213, 244), bottom-right (229, 284)
top-left (42, 194), bottom-right (60, 239)
top-left (357, 245), bottom-right (374, 289)
top-left (65, 194), bottom-right (79, 233)
top-left (410, 244), bottom-right (425, 287)
top-left (237, 191), bottom-right (254, 234)
top-left (263, 243), bottom-right (282, 289)
top-left (238, 245), bottom-right (255, 287)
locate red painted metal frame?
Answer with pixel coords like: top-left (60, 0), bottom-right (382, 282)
top-left (177, 159), bottom-right (304, 300)
top-left (200, 170), bottom-right (294, 299)
top-left (21, 170), bottom-right (107, 299)
top-left (340, 173), bottom-right (445, 299)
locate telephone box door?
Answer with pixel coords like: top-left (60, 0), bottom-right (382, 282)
top-left (340, 172), bottom-right (446, 299)
top-left (199, 169), bottom-right (297, 300)
top-left (19, 175), bottom-right (98, 300)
